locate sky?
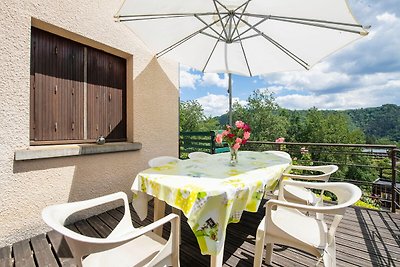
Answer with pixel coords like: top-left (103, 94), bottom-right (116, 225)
top-left (179, 0), bottom-right (400, 117)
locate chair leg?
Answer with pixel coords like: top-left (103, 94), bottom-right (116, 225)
top-left (153, 199), bottom-right (166, 236)
top-left (265, 243), bottom-right (273, 265)
top-left (253, 228), bottom-right (265, 267)
top-left (171, 207), bottom-right (182, 244)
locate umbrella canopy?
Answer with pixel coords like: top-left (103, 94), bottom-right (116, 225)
top-left (115, 0), bottom-right (369, 123)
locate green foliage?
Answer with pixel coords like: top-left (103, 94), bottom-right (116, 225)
top-left (198, 117), bottom-right (220, 131)
top-left (354, 198), bottom-right (381, 210)
top-left (233, 89), bottom-right (289, 141)
top-left (288, 108), bottom-right (366, 144)
top-left (346, 104), bottom-right (400, 142)
top-left (180, 100), bottom-right (220, 132)
top-left (179, 100), bottom-right (205, 132)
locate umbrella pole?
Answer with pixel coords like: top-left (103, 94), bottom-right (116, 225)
top-left (228, 73), bottom-right (232, 126)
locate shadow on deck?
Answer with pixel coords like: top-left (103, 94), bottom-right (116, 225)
top-left (1, 199), bottom-right (399, 267)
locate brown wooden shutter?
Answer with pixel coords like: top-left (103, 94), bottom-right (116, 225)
top-left (87, 47), bottom-right (126, 141)
top-left (30, 28), bottom-right (84, 142)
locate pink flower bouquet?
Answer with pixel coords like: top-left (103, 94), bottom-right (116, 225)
top-left (215, 121), bottom-right (251, 165)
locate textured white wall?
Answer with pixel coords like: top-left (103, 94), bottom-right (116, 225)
top-left (0, 0), bottom-right (179, 246)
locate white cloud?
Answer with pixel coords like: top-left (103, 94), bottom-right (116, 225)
top-left (196, 94), bottom-right (247, 117)
top-left (376, 12), bottom-right (398, 23)
top-left (179, 67), bottom-right (229, 89)
top-left (200, 73), bottom-right (229, 88)
top-left (261, 63), bottom-right (352, 93)
top-left (265, 85), bottom-right (285, 94)
top-left (275, 71), bottom-right (400, 110)
top-left (180, 67), bottom-right (201, 89)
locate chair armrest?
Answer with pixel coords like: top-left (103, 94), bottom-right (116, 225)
top-left (266, 199), bottom-right (345, 215)
top-left (277, 180), bottom-right (361, 209)
top-left (282, 173), bottom-right (330, 181)
top-left (54, 213), bottom-right (180, 246)
top-left (43, 192), bottom-right (129, 224)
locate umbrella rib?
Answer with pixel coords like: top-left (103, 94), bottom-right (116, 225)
top-left (261, 34), bottom-right (309, 69)
top-left (265, 14), bottom-right (364, 28)
top-left (235, 33), bottom-right (261, 42)
top-left (234, 20), bottom-right (252, 77)
top-left (194, 14), bottom-right (226, 42)
top-left (202, 29), bottom-right (225, 72)
top-left (157, 32), bottom-right (200, 58)
top-left (244, 13), bottom-right (367, 35)
top-left (200, 31), bottom-right (224, 41)
top-left (213, 0), bottom-right (229, 40)
top-left (235, 14), bottom-right (309, 69)
top-left (156, 13), bottom-right (229, 58)
top-left (230, 0), bottom-right (251, 39)
top-left (269, 16), bottom-right (366, 35)
top-left (213, 0), bottom-right (230, 12)
top-left (232, 16), bottom-right (269, 42)
top-left (116, 12), bottom-right (217, 21)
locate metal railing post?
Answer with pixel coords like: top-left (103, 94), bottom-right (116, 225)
top-left (179, 133), bottom-right (182, 159)
top-left (391, 148), bottom-right (397, 213)
top-left (210, 131), bottom-right (216, 154)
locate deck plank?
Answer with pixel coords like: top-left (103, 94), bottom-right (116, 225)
top-left (30, 234), bottom-right (58, 267)
top-left (86, 216), bottom-right (113, 238)
top-left (2, 203), bottom-right (399, 267)
top-left (0, 246), bottom-right (13, 267)
top-left (46, 230), bottom-right (77, 267)
top-left (74, 219), bottom-right (101, 238)
top-left (12, 239), bottom-right (35, 267)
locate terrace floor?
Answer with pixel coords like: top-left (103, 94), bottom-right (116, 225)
top-left (1, 199), bottom-right (399, 267)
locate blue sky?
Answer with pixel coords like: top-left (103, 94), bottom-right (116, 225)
top-left (179, 0), bottom-right (400, 116)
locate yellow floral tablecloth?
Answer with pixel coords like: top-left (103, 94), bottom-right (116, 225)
top-left (131, 151), bottom-right (291, 256)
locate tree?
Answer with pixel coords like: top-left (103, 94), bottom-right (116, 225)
top-left (233, 89), bottom-right (289, 141)
top-left (179, 100), bottom-right (205, 132)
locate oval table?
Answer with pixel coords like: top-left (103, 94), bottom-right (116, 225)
top-left (131, 150), bottom-right (291, 267)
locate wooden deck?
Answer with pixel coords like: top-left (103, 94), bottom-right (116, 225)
top-left (1, 200), bottom-right (399, 267)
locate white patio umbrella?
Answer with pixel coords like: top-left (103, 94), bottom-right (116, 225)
top-left (115, 0), bottom-right (369, 124)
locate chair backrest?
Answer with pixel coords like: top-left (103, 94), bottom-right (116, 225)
top-left (42, 192), bottom-right (135, 261)
top-left (284, 164), bottom-right (339, 181)
top-left (188, 151), bottom-right (211, 159)
top-left (148, 156), bottom-right (181, 167)
top-left (279, 180), bottom-right (362, 214)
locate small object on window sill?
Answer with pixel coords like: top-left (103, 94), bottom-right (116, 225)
top-left (96, 136), bottom-right (106, 145)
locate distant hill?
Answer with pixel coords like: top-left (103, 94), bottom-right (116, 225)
top-left (345, 104), bottom-right (400, 142)
top-left (216, 104), bottom-right (400, 142)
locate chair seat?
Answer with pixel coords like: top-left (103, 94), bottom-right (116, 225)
top-left (83, 231), bottom-right (168, 267)
top-left (265, 207), bottom-right (328, 250)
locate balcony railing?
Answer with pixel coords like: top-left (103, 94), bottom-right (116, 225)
top-left (179, 132), bottom-right (399, 213)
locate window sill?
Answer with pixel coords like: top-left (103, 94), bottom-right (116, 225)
top-left (14, 142), bottom-right (142, 161)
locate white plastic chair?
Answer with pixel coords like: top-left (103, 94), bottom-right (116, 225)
top-left (188, 151), bottom-right (211, 159)
top-left (148, 156), bottom-right (181, 168)
top-left (254, 180), bottom-right (362, 267)
top-left (42, 192), bottom-right (180, 267)
top-left (282, 165), bottom-right (339, 205)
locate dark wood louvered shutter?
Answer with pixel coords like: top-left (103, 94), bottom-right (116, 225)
top-left (30, 28), bottom-right (126, 144)
top-left (30, 28), bottom-right (84, 142)
top-left (87, 48), bottom-right (126, 141)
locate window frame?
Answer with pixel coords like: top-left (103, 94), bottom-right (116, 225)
top-left (30, 27), bottom-right (127, 145)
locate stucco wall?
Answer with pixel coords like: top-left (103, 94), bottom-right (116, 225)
top-left (0, 0), bottom-right (179, 246)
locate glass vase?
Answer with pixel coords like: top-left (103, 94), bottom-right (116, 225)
top-left (229, 147), bottom-right (238, 166)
